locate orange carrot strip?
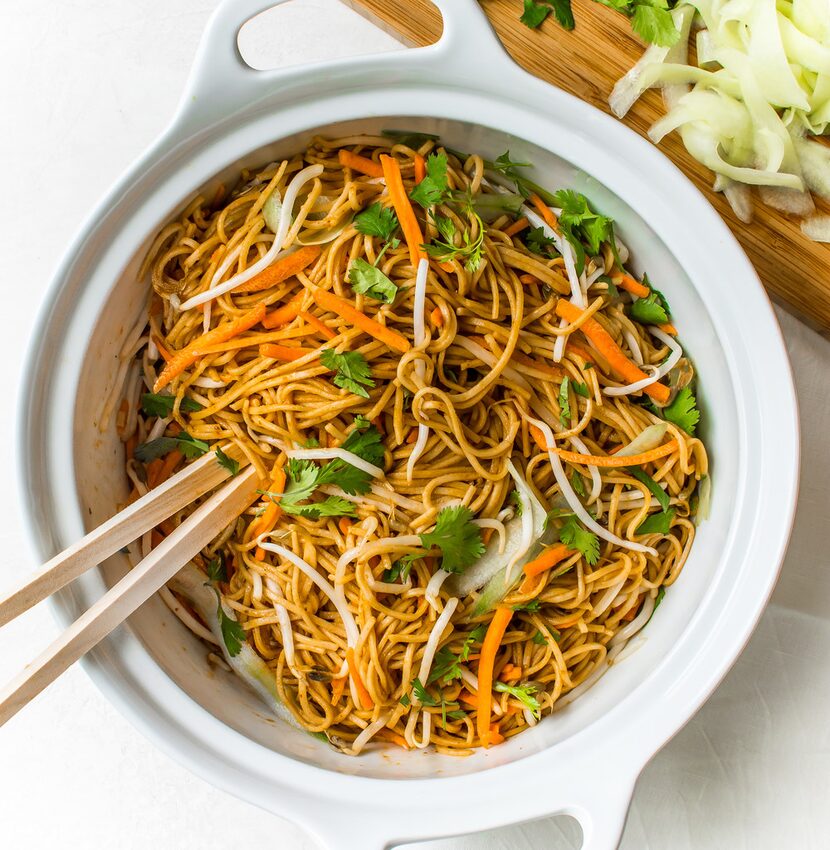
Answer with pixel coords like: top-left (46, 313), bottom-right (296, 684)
top-left (253, 464), bottom-right (286, 560)
top-left (152, 334), bottom-right (173, 362)
top-left (523, 543), bottom-right (573, 580)
top-left (499, 666), bottom-right (523, 683)
top-left (488, 723), bottom-right (505, 745)
top-left (235, 245), bottom-right (321, 294)
top-left (481, 526), bottom-right (495, 546)
top-left (338, 516), bottom-right (353, 536)
top-left (430, 306), bottom-right (444, 327)
top-left (658, 322), bottom-right (678, 335)
top-left (300, 310), bottom-right (337, 340)
top-left (155, 449), bottom-right (183, 487)
top-left (413, 153), bottom-right (426, 184)
top-left (549, 440), bottom-right (678, 468)
top-left (519, 273), bottom-right (540, 285)
top-left (346, 648), bottom-right (374, 709)
top-left (331, 676), bottom-right (348, 705)
top-left (612, 273), bottom-right (650, 298)
top-left (458, 690), bottom-right (479, 709)
top-left (263, 291), bottom-right (305, 329)
top-left (338, 148), bottom-right (383, 178)
top-left (504, 217), bottom-right (530, 237)
top-left (259, 343), bottom-right (316, 362)
top-left (312, 287), bottom-right (410, 353)
top-left (511, 350), bottom-right (565, 379)
top-left (555, 299), bottom-right (670, 403)
top-left (529, 193), bottom-right (559, 232)
top-left (377, 729), bottom-right (410, 749)
top-left (380, 154), bottom-right (425, 269)
top-left (477, 607), bottom-right (513, 747)
top-left (405, 427), bottom-right (418, 444)
top-left (154, 303), bottom-right (266, 392)
top-left (145, 458), bottom-right (164, 489)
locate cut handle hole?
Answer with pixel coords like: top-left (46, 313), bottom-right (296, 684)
top-left (237, 0), bottom-right (422, 72)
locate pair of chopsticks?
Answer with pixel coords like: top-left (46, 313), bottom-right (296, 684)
top-left (0, 448), bottom-right (261, 726)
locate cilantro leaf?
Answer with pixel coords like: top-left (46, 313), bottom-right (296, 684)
top-left (354, 203), bottom-right (399, 242)
top-left (341, 421), bottom-right (385, 466)
top-left (206, 554), bottom-right (226, 583)
top-left (520, 0), bottom-right (551, 28)
top-left (637, 507), bottom-right (676, 535)
top-left (627, 466), bottom-right (670, 512)
top-left (661, 386), bottom-right (700, 435)
top-left (384, 551), bottom-right (425, 583)
top-left (570, 470), bottom-right (587, 499)
top-left (559, 376), bottom-right (572, 425)
top-left (141, 392), bottom-right (202, 417)
top-left (134, 432), bottom-right (209, 463)
top-left (572, 380), bottom-right (590, 398)
top-left (422, 210), bottom-right (484, 272)
top-left (281, 458), bottom-right (319, 504)
top-left (512, 599), bottom-right (542, 612)
top-left (409, 152), bottom-right (449, 208)
top-left (215, 447), bottom-right (239, 477)
top-left (524, 226), bottom-right (558, 257)
top-left (629, 291), bottom-right (668, 325)
top-left (508, 489), bottom-right (523, 516)
top-left (462, 625), bottom-right (487, 658)
top-left (532, 630), bottom-right (548, 645)
top-left (428, 646), bottom-right (463, 685)
top-left (178, 433), bottom-right (211, 459)
top-left (494, 681), bottom-right (541, 718)
top-left (348, 257), bottom-right (398, 304)
top-left (419, 505), bottom-right (485, 574)
top-left (217, 599), bottom-right (246, 657)
top-left (303, 436), bottom-right (320, 448)
top-left (631, 1), bottom-right (680, 47)
top-left (558, 515), bottom-right (600, 565)
top-left (315, 458), bottom-right (371, 496)
top-left (642, 275), bottom-right (671, 315)
top-left (553, 189), bottom-right (615, 257)
top-left (320, 348), bottom-right (375, 399)
top-left (411, 676), bottom-right (438, 706)
top-left (281, 496), bottom-right (357, 519)
top-left (646, 586), bottom-right (666, 625)
top-left (493, 151), bottom-right (532, 173)
top-left (547, 0), bottom-right (575, 29)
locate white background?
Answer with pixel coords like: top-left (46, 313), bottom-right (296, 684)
top-left (1, 2), bottom-right (829, 848)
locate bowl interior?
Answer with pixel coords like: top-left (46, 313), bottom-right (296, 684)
top-left (72, 116), bottom-right (735, 780)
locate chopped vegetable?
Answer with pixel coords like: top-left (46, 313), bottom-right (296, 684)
top-left (422, 211), bottom-right (484, 272)
top-left (347, 647), bottom-right (374, 709)
top-left (411, 676), bottom-right (438, 707)
top-left (354, 203), bottom-right (399, 243)
top-left (320, 348), bottom-right (375, 399)
top-left (494, 680), bottom-right (541, 718)
top-left (313, 287), bottom-right (411, 353)
top-left (338, 149), bottom-right (383, 178)
top-left (409, 152), bottom-right (450, 208)
top-left (660, 386), bottom-right (700, 435)
top-left (645, 586), bottom-right (666, 625)
top-left (384, 552), bottom-right (423, 583)
top-left (572, 380), bottom-right (590, 398)
top-left (629, 291), bottom-right (669, 325)
top-left (380, 154), bottom-right (427, 269)
top-left (419, 505), bottom-right (485, 574)
top-left (215, 447), bottom-right (239, 476)
top-left (141, 392), bottom-right (202, 416)
top-left (627, 466), bottom-right (670, 511)
top-left (259, 343), bottom-right (316, 362)
top-left (477, 607), bottom-right (513, 746)
top-left (348, 257), bottom-right (399, 303)
top-left (637, 506), bottom-right (676, 535)
top-left (553, 189), bottom-right (616, 256)
top-left (262, 292), bottom-right (305, 329)
top-left (524, 226), bottom-right (558, 257)
top-left (235, 245), bottom-right (321, 293)
top-left (217, 597), bottom-right (246, 656)
top-left (541, 437), bottom-right (678, 468)
top-left (512, 599), bottom-right (542, 612)
top-left (206, 554), bottom-right (226, 583)
top-left (558, 376), bottom-right (572, 425)
top-left (557, 515), bottom-right (600, 565)
top-left (135, 431), bottom-right (209, 463)
top-left (508, 489), bottom-right (523, 516)
top-left (569, 471), bottom-right (587, 498)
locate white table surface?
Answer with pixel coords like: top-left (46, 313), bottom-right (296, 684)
top-left (2, 2), bottom-right (829, 848)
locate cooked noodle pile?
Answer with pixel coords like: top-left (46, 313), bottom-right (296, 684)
top-left (113, 133), bottom-right (708, 755)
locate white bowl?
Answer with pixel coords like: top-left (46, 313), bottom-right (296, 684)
top-left (16, 2), bottom-right (799, 848)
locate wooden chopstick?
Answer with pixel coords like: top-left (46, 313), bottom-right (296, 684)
top-left (0, 448), bottom-right (246, 628)
top-left (0, 464), bottom-right (260, 727)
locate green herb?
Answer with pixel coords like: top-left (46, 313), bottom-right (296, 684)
top-left (399, 692), bottom-right (411, 707)
top-left (572, 380), bottom-right (590, 398)
top-left (206, 554), bottom-right (226, 583)
top-left (543, 507), bottom-right (571, 530)
top-left (303, 436), bottom-right (320, 448)
top-left (520, 0), bottom-right (574, 29)
top-left (512, 599), bottom-right (542, 612)
top-left (445, 709), bottom-right (467, 722)
top-left (629, 291), bottom-right (668, 325)
top-left (419, 505), bottom-right (486, 574)
top-left (637, 507), bottom-right (676, 535)
top-left (309, 731), bottom-right (329, 743)
top-left (422, 211), bottom-right (484, 272)
top-left (134, 431), bottom-right (210, 463)
top-left (340, 420), bottom-right (385, 466)
top-left (559, 376), bottom-right (572, 425)
top-left (661, 386), bottom-right (700, 435)
top-left (409, 152), bottom-right (449, 208)
top-left (462, 625), bottom-right (487, 658)
top-left (141, 392), bottom-right (203, 417)
top-left (645, 586), bottom-right (666, 625)
top-left (382, 129), bottom-right (440, 148)
top-left (428, 647), bottom-right (463, 685)
top-left (493, 150), bottom-right (532, 173)
top-left (383, 551), bottom-right (424, 583)
top-left (411, 677), bottom-right (438, 707)
top-left (452, 189), bottom-right (524, 221)
top-left (215, 447), bottom-right (239, 477)
top-left (508, 489), bottom-right (523, 516)
top-left (494, 681), bottom-right (541, 718)
top-left (627, 466), bottom-right (670, 512)
top-left (558, 515), bottom-right (600, 565)
top-left (217, 599), bottom-right (246, 657)
top-left (282, 496), bottom-right (357, 519)
top-left (584, 362), bottom-right (594, 370)
top-left (348, 257), bottom-right (398, 304)
top-left (532, 630), bottom-right (548, 645)
top-left (553, 189), bottom-right (616, 257)
top-left (354, 203), bottom-right (399, 242)
top-left (320, 348), bottom-right (375, 399)
top-left (570, 471), bottom-right (587, 498)
top-left (642, 275), bottom-right (671, 314)
top-left (524, 226), bottom-right (557, 257)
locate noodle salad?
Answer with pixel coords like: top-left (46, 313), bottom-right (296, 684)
top-left (113, 132), bottom-right (708, 755)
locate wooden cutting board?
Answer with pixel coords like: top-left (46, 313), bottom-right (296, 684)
top-left (346, 0), bottom-right (830, 333)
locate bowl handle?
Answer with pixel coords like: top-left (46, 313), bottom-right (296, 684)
top-left (168, 0), bottom-right (516, 141)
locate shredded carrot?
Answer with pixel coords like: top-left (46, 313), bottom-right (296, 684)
top-left (235, 245), bottom-right (321, 294)
top-left (430, 306), bottom-right (444, 327)
top-left (658, 322), bottom-right (678, 335)
top-left (152, 334), bottom-right (173, 362)
top-left (519, 273), bottom-right (540, 285)
top-left (519, 543), bottom-right (573, 593)
top-left (331, 675), bottom-right (348, 705)
top-left (338, 148), bottom-right (384, 178)
top-left (477, 607), bottom-right (513, 747)
top-left (263, 291), bottom-right (305, 329)
top-left (125, 433), bottom-right (138, 460)
top-left (488, 723), bottom-right (505, 745)
top-left (612, 272), bottom-right (650, 299)
top-left (405, 427), bottom-right (418, 444)
top-left (300, 310), bottom-right (337, 340)
top-left (145, 458), bottom-right (164, 489)
top-left (154, 449), bottom-right (183, 487)
top-left (549, 440), bottom-right (678, 468)
top-left (529, 425), bottom-right (546, 451)
top-left (504, 217), bottom-right (530, 237)
top-left (346, 648), bottom-right (374, 709)
top-left (252, 463), bottom-right (286, 560)
top-left (338, 516), bottom-right (353, 536)
top-left (511, 350), bottom-right (565, 379)
top-left (499, 664), bottom-right (523, 683)
top-left (372, 416), bottom-right (384, 434)
top-left (259, 342), bottom-right (316, 362)
top-left (413, 153), bottom-right (426, 184)
top-left (377, 729), bottom-right (410, 749)
top-left (380, 154), bottom-right (425, 269)
top-left (529, 193), bottom-right (559, 232)
top-left (154, 303), bottom-right (266, 392)
top-left (555, 299), bottom-right (670, 403)
top-left (312, 287), bottom-right (410, 353)
top-left (622, 604), bottom-right (639, 622)
top-left (459, 690), bottom-right (479, 709)
top-left (481, 526), bottom-right (495, 546)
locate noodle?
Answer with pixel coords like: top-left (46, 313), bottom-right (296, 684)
top-left (119, 134), bottom-right (708, 754)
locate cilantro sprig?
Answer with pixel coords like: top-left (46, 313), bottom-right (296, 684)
top-left (320, 348), bottom-right (375, 399)
top-left (553, 189), bottom-right (617, 272)
top-left (419, 505), bottom-right (485, 574)
top-left (557, 514), bottom-right (600, 565)
top-left (354, 203), bottom-right (399, 243)
top-left (422, 211), bottom-right (485, 272)
top-left (559, 376), bottom-right (572, 425)
top-left (428, 625), bottom-right (487, 685)
top-left (348, 257), bottom-right (398, 304)
top-left (629, 291), bottom-right (668, 325)
top-left (494, 680), bottom-right (542, 718)
top-left (660, 386), bottom-right (700, 435)
top-left (409, 152), bottom-right (450, 208)
top-left (134, 431), bottom-right (209, 463)
top-left (141, 392), bottom-right (202, 417)
top-left (215, 594), bottom-right (246, 657)
top-left (637, 506), bottom-right (676, 535)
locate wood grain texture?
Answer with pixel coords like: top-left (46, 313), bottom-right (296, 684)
top-left (346, 0), bottom-right (830, 331)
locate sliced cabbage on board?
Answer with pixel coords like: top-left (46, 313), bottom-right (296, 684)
top-left (609, 0), bottom-right (830, 236)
